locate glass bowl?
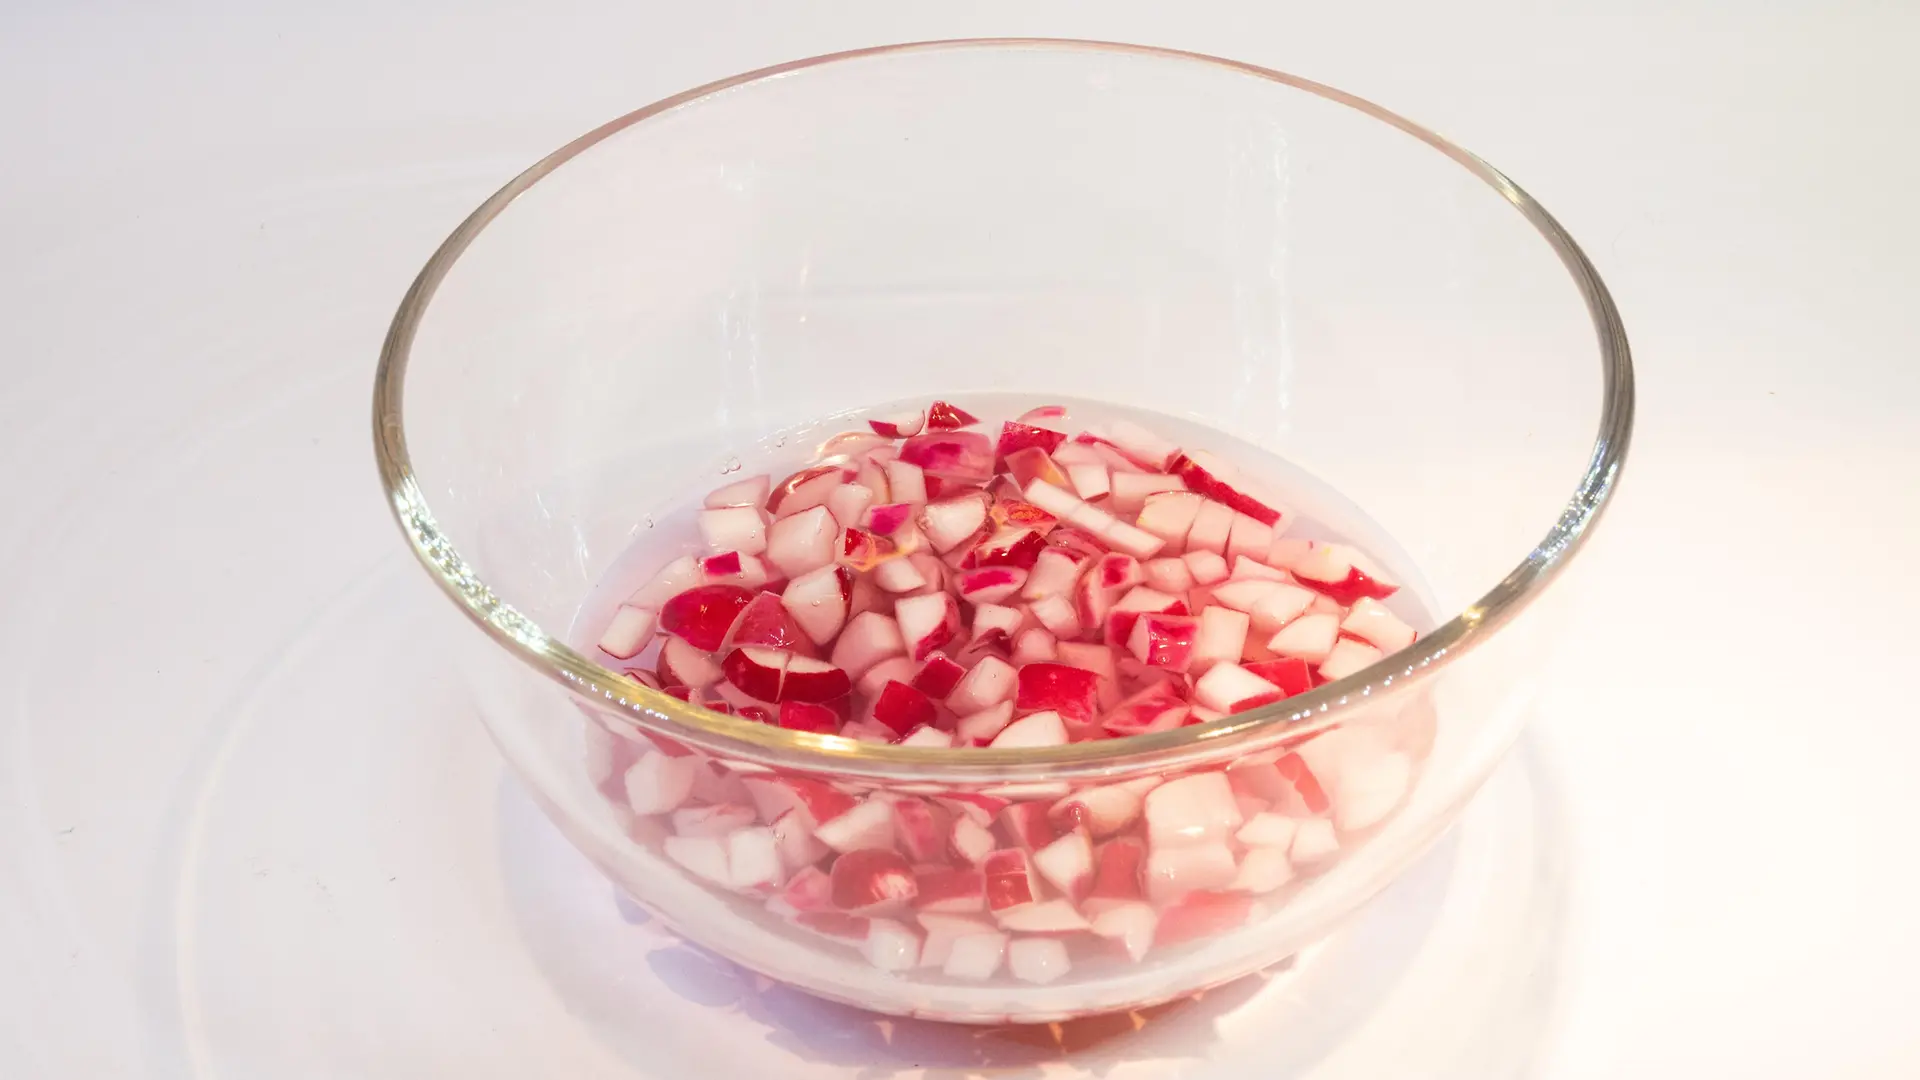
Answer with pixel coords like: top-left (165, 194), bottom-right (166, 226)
top-left (372, 39), bottom-right (1631, 1024)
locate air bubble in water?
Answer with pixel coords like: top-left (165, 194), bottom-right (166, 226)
top-left (721, 456), bottom-right (742, 474)
top-left (643, 514), bottom-right (654, 529)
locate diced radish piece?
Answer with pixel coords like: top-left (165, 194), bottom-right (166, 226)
top-left (1097, 681), bottom-right (1188, 737)
top-left (1225, 513), bottom-right (1275, 564)
top-left (1028, 595), bottom-right (1083, 639)
top-left (1228, 555), bottom-right (1289, 582)
top-left (894, 591), bottom-right (961, 661)
top-left (1002, 446), bottom-right (1069, 492)
top-left (988, 494), bottom-right (1057, 532)
top-left (1183, 550), bottom-right (1230, 586)
top-left (1109, 472), bottom-right (1187, 515)
top-left (1237, 812), bottom-right (1299, 849)
top-left (870, 680), bottom-right (937, 735)
top-left (864, 502), bottom-right (916, 539)
top-left (780, 564), bottom-right (853, 645)
top-left (899, 431), bottom-right (994, 482)
top-left (656, 635), bottom-right (724, 690)
top-left (1340, 597), bottom-right (1417, 653)
top-left (946, 656), bottom-right (1016, 715)
top-left (1090, 901), bottom-right (1157, 962)
top-left (1319, 638), bottom-right (1385, 681)
top-left (1232, 845), bottom-right (1294, 893)
top-left (1243, 657), bottom-right (1314, 697)
top-left (996, 801), bottom-right (1058, 851)
top-left (1215, 578), bottom-right (1316, 633)
top-left (1032, 828), bottom-right (1095, 899)
top-left (1104, 420), bottom-right (1181, 470)
top-left (1049, 441), bottom-right (1104, 468)
top-left (912, 868), bottom-right (986, 914)
top-left (1143, 557), bottom-right (1196, 594)
top-left (942, 929), bottom-right (1009, 980)
top-left (628, 555), bottom-right (702, 608)
top-left (855, 655), bottom-right (915, 702)
top-left (824, 483), bottom-right (876, 529)
top-left (1024, 479), bottom-right (1165, 558)
top-left (884, 459), bottom-right (928, 505)
top-left (1066, 463), bottom-right (1110, 501)
top-left (1268, 612), bottom-right (1341, 664)
top-left (1154, 890), bottom-right (1256, 948)
top-left (771, 810), bottom-right (830, 873)
top-left (765, 506), bottom-right (838, 578)
top-left (1137, 491), bottom-right (1203, 554)
top-left (957, 567), bottom-right (1027, 605)
top-left (767, 465), bottom-right (846, 518)
top-left (723, 592), bottom-right (813, 655)
top-left (1010, 627), bottom-right (1058, 666)
top-left (659, 584), bottom-right (755, 651)
top-left (967, 602), bottom-right (1023, 646)
top-left (704, 473), bottom-right (771, 510)
top-left (1291, 542), bottom-right (1400, 604)
top-left (1008, 937), bottom-right (1072, 984)
top-left (721, 646), bottom-right (789, 701)
top-left (697, 506), bottom-right (767, 555)
top-left (842, 722), bottom-right (894, 744)
top-left (815, 798), bottom-right (897, 854)
top-left (1073, 552), bottom-right (1140, 628)
top-left (1126, 612), bottom-right (1199, 672)
top-left (990, 710), bottom-right (1068, 749)
top-left (793, 911), bottom-right (872, 941)
top-left (1016, 404), bottom-right (1069, 425)
top-left (966, 525), bottom-right (1047, 569)
top-left (950, 815), bottom-right (997, 865)
top-left (830, 848), bottom-right (918, 911)
top-left (1085, 837), bottom-right (1147, 907)
top-left (1290, 817), bottom-right (1340, 864)
top-left (1266, 536), bottom-right (1314, 570)
top-left (1276, 752), bottom-right (1333, 816)
top-left (1143, 772), bottom-right (1243, 848)
top-left (954, 701), bottom-right (1015, 745)
top-left (919, 495), bottom-right (990, 553)
top-left (924, 400), bottom-right (981, 431)
top-left (1297, 728), bottom-right (1414, 831)
top-left (670, 802), bottom-right (756, 838)
top-left (910, 653), bottom-right (965, 698)
top-left (916, 912), bottom-right (994, 968)
top-left (1145, 840), bottom-right (1239, 901)
top-left (1184, 499), bottom-right (1235, 556)
top-left (1167, 449), bottom-right (1282, 526)
top-left (819, 430), bottom-right (893, 461)
top-left (663, 835), bottom-right (731, 887)
top-left (995, 420), bottom-right (1068, 461)
top-left (1190, 606), bottom-right (1251, 676)
top-left (623, 752), bottom-right (700, 815)
top-left (896, 725), bottom-right (952, 748)
top-left (872, 556), bottom-right (927, 594)
top-left (727, 826), bottom-right (787, 893)
top-left (1050, 784), bottom-right (1143, 839)
top-left (983, 849), bottom-right (1038, 910)
top-left (778, 654), bottom-right (851, 702)
top-left (861, 918), bottom-right (922, 972)
top-left (597, 604), bottom-right (657, 659)
top-left (868, 409), bottom-right (927, 439)
top-left (770, 865), bottom-right (834, 917)
top-left (830, 612), bottom-right (906, 680)
top-left (1020, 548), bottom-right (1088, 600)
top-left (1192, 662), bottom-right (1285, 714)
top-left (1044, 525), bottom-right (1110, 559)
top-left (997, 898), bottom-right (1091, 934)
top-left (1013, 662), bottom-right (1103, 725)
top-left (741, 774), bottom-right (858, 830)
top-left (1105, 586), bottom-right (1187, 648)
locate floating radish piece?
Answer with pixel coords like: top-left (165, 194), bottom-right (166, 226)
top-left (1085, 837), bottom-right (1147, 908)
top-left (728, 827), bottom-right (787, 893)
top-left (776, 700), bottom-right (839, 733)
top-left (997, 898), bottom-right (1090, 934)
top-left (824, 483), bottom-right (876, 529)
top-left (1190, 606), bottom-right (1250, 675)
top-left (966, 525), bottom-right (1047, 569)
top-left (724, 592), bottom-right (814, 655)
top-left (1265, 536), bottom-right (1315, 570)
top-left (954, 701), bottom-right (1015, 745)
top-left (919, 495), bottom-right (990, 552)
top-left (957, 566), bottom-right (1027, 605)
top-left (780, 564), bottom-right (853, 645)
top-left (1066, 463), bottom-right (1110, 501)
top-left (1291, 542), bottom-right (1401, 604)
top-left (697, 506), bottom-right (768, 555)
top-left (815, 798), bottom-right (897, 854)
top-left (1296, 727), bottom-right (1413, 831)
top-left (884, 459), bottom-right (928, 505)
top-left (1319, 638), bottom-right (1385, 682)
top-left (740, 774), bottom-right (858, 830)
top-left (896, 725), bottom-right (952, 748)
top-left (1237, 812), bottom-right (1299, 849)
top-left (1183, 498), bottom-right (1235, 557)
top-left (910, 653), bottom-right (966, 698)
top-left (1225, 513), bottom-right (1276, 563)
top-left (1104, 585), bottom-right (1187, 647)
top-left (829, 612), bottom-right (907, 680)
top-left (793, 911), bottom-right (872, 941)
top-left (596, 604), bottom-right (657, 659)
top-left (988, 494), bottom-right (1057, 532)
top-left (657, 635), bottom-right (724, 689)
top-left (663, 835), bottom-right (731, 887)
top-left (1143, 772), bottom-right (1243, 847)
top-left (1002, 446), bottom-right (1069, 491)
top-left (830, 848), bottom-right (918, 911)
top-left (1290, 817), bottom-right (1341, 864)
top-left (1024, 479), bottom-right (1165, 558)
top-left (996, 420), bottom-right (1068, 460)
top-left (1010, 627), bottom-right (1058, 666)
top-left (900, 431), bottom-right (994, 482)
top-left (1126, 612), bottom-right (1200, 672)
top-left (1227, 555), bottom-right (1289, 582)
top-left (671, 802), bottom-right (757, 838)
top-left (1267, 612), bottom-right (1340, 664)
top-left (1154, 890), bottom-right (1256, 949)
top-left (818, 430), bottom-right (892, 462)
top-left (704, 473), bottom-right (771, 509)
top-left (871, 680), bottom-right (937, 735)
top-left (780, 654), bottom-right (852, 703)
top-left (721, 646), bottom-right (790, 701)
top-left (1167, 449), bottom-right (1282, 526)
top-left (628, 555), bottom-right (703, 608)
top-left (765, 505), bottom-right (838, 578)
top-left (1243, 657), bottom-right (1314, 697)
top-left (982, 849), bottom-right (1038, 910)
top-left (967, 602), bottom-right (1023, 648)
top-left (1032, 828), bottom-right (1095, 899)
top-left (624, 752), bottom-right (700, 815)
top-left (1192, 662), bottom-right (1285, 714)
top-left (894, 591), bottom-right (961, 661)
top-left (941, 929), bottom-right (1009, 980)
top-left (1098, 682), bottom-right (1188, 737)
top-left (1102, 420), bottom-right (1181, 470)
top-left (1109, 472), bottom-right (1187, 515)
top-left (767, 465), bottom-right (846, 518)
top-left (770, 865), bottom-right (835, 918)
top-left (950, 815), bottom-right (997, 865)
top-left (768, 810), bottom-right (829, 874)
top-left (1090, 901), bottom-right (1158, 963)
top-left (1016, 404), bottom-right (1068, 425)
top-left (872, 556), bottom-right (927, 594)
top-left (1275, 752), bottom-right (1332, 816)
top-left (868, 408), bottom-right (927, 439)
top-left (1051, 784), bottom-right (1143, 838)
top-left (1143, 557), bottom-right (1196, 594)
top-left (916, 912), bottom-right (994, 969)
top-left (855, 655), bottom-right (915, 702)
top-left (924, 400), bottom-right (981, 431)
top-left (862, 918), bottom-right (923, 972)
top-left (1136, 491), bottom-right (1203, 554)
top-left (891, 800), bottom-right (948, 863)
top-left (990, 710), bottom-right (1069, 749)
top-left (1232, 846), bottom-right (1294, 893)
top-left (1145, 840), bottom-right (1238, 903)
top-left (1074, 552), bottom-right (1142, 628)
top-left (1014, 662), bottom-right (1103, 725)
top-left (1028, 595), bottom-right (1083, 639)
top-left (659, 584), bottom-right (755, 651)
top-left (912, 868), bottom-right (987, 914)
top-left (1182, 549), bottom-right (1230, 585)
top-left (1007, 937), bottom-right (1072, 984)
top-left (1339, 597), bottom-right (1418, 652)
top-left (945, 656), bottom-right (1016, 716)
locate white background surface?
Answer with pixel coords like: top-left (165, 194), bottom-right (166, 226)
top-left (4, 3), bottom-right (1917, 1077)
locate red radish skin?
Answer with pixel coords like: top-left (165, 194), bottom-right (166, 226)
top-left (723, 592), bottom-right (815, 655)
top-left (830, 849), bottom-right (918, 911)
top-left (966, 526), bottom-right (1047, 570)
top-left (914, 868), bottom-right (989, 914)
top-left (982, 849), bottom-right (1038, 910)
top-left (767, 465), bottom-right (847, 518)
top-left (871, 680), bottom-right (937, 735)
top-left (1013, 662), bottom-right (1103, 725)
top-left (778, 700), bottom-right (840, 733)
top-left (1291, 542), bottom-right (1401, 605)
top-left (995, 421), bottom-right (1068, 460)
top-left (894, 591), bottom-right (961, 661)
top-left (657, 635), bottom-right (724, 690)
top-left (868, 409), bottom-right (927, 439)
top-left (1244, 657), bottom-right (1314, 697)
top-left (1002, 446), bottom-right (1070, 490)
top-left (910, 654), bottom-right (966, 699)
top-left (997, 801), bottom-right (1058, 850)
top-left (1166, 451), bottom-right (1282, 526)
top-left (596, 604), bottom-right (657, 660)
top-left (957, 566), bottom-right (1027, 605)
top-left (899, 431), bottom-right (995, 482)
top-left (722, 646), bottom-right (790, 702)
top-left (659, 585), bottom-right (755, 651)
top-left (779, 655), bottom-right (853, 703)
top-left (780, 564), bottom-right (853, 646)
top-left (924, 400), bottom-right (981, 432)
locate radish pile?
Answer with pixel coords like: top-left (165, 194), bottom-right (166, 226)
top-left (584, 400), bottom-right (1423, 985)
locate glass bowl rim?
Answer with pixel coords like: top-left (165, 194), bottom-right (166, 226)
top-left (371, 37), bottom-right (1634, 781)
